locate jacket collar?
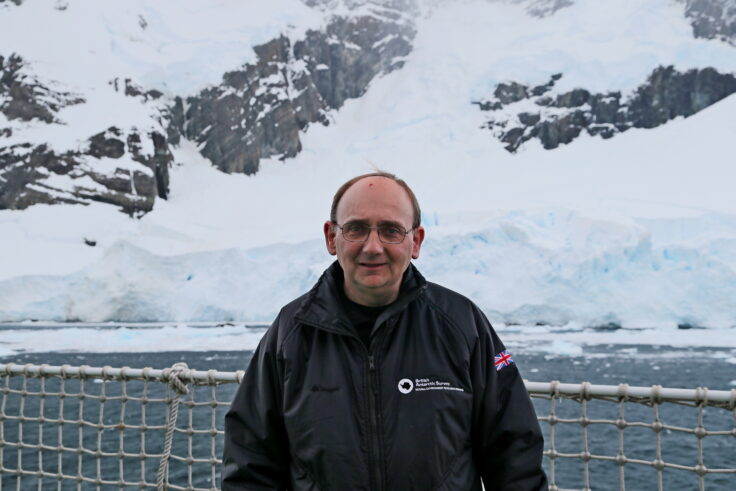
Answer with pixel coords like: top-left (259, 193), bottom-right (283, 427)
top-left (294, 260), bottom-right (427, 336)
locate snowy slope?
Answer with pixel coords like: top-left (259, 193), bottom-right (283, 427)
top-left (0, 0), bottom-right (324, 98)
top-left (2, 0), bottom-right (736, 331)
top-left (0, 0), bottom-right (324, 152)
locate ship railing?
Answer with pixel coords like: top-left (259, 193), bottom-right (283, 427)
top-left (1, 363), bottom-right (735, 490)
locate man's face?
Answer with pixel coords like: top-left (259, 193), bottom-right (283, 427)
top-left (324, 176), bottom-right (425, 306)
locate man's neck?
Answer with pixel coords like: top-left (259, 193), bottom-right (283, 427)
top-left (343, 282), bottom-right (399, 307)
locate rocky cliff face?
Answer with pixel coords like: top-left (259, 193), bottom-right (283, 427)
top-left (0, 54), bottom-right (83, 126)
top-left (683, 0), bottom-right (736, 44)
top-left (167, 7), bottom-right (415, 174)
top-left (0, 128), bottom-right (170, 216)
top-left (475, 66), bottom-right (736, 152)
top-left (517, 0), bottom-right (574, 17)
top-left (510, 0), bottom-right (736, 44)
top-left (0, 55), bottom-right (172, 216)
top-left (1, 1), bottom-right (415, 214)
top-left (2, 0), bottom-right (734, 216)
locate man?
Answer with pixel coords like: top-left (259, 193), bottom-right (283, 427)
top-left (223, 172), bottom-right (548, 490)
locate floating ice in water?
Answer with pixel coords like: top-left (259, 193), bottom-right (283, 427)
top-left (0, 323), bottom-right (268, 357)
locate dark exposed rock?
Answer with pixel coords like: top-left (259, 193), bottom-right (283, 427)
top-left (530, 73), bottom-right (562, 96)
top-left (473, 100), bottom-right (503, 111)
top-left (518, 112), bottom-right (540, 126)
top-left (554, 88), bottom-right (590, 108)
top-left (84, 238), bottom-right (96, 247)
top-left (535, 96), bottom-right (554, 107)
top-left (524, 0), bottom-right (574, 18)
top-left (110, 77), bottom-right (163, 102)
top-left (530, 84), bottom-right (551, 97)
top-left (588, 92), bottom-right (621, 124)
top-left (88, 127), bottom-right (126, 159)
top-left (501, 127), bottom-right (526, 152)
top-left (587, 124), bottom-right (617, 139)
top-left (494, 81), bottom-right (529, 105)
top-left (627, 66), bottom-right (736, 127)
top-left (0, 127), bottom-right (172, 216)
top-left (302, 0), bottom-right (417, 13)
top-left (163, 96), bottom-right (185, 146)
top-left (473, 74), bottom-right (561, 113)
top-left (682, 0), bottom-right (736, 45)
top-left (0, 144), bottom-right (83, 209)
top-left (592, 322), bottom-right (622, 331)
top-left (1, 53), bottom-right (172, 216)
top-left (130, 130), bottom-right (171, 200)
top-left (677, 322), bottom-right (706, 329)
top-left (0, 54), bottom-right (84, 123)
top-left (477, 66), bottom-right (736, 152)
top-left (535, 111), bottom-right (586, 149)
top-left (167, 11), bottom-right (415, 175)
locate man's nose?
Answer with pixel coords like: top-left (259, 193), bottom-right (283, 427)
top-left (362, 228), bottom-right (384, 254)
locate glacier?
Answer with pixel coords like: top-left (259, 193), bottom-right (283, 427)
top-left (2, 207), bottom-right (736, 330)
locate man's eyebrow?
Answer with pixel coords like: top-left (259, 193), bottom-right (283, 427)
top-left (343, 219), bottom-right (406, 227)
top-left (378, 220), bottom-right (405, 228)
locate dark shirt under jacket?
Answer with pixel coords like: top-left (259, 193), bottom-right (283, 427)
top-left (338, 285), bottom-right (387, 349)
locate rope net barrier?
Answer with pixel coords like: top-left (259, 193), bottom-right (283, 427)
top-left (1, 363), bottom-right (734, 490)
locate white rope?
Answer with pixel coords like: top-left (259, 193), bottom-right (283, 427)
top-left (156, 362), bottom-right (190, 491)
top-left (1, 363), bottom-right (735, 491)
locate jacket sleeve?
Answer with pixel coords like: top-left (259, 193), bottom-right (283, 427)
top-left (470, 307), bottom-right (548, 491)
top-left (222, 316), bottom-right (291, 490)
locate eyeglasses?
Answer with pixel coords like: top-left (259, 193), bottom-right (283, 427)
top-left (333, 221), bottom-right (413, 244)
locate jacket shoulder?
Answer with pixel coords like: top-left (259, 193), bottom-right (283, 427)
top-left (422, 282), bottom-right (491, 345)
top-left (262, 291), bottom-right (311, 351)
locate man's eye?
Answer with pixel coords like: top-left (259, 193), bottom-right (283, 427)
top-left (383, 226), bottom-right (402, 235)
top-left (346, 224), bottom-right (365, 233)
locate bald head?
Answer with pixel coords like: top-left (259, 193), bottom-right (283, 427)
top-left (330, 172), bottom-right (421, 229)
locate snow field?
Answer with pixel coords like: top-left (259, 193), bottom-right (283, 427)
top-left (2, 0), bottom-right (736, 334)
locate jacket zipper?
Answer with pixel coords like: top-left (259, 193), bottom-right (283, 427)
top-left (366, 353), bottom-right (383, 491)
top-left (298, 319), bottom-right (385, 490)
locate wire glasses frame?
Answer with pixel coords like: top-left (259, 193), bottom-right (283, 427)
top-left (332, 221), bottom-right (414, 244)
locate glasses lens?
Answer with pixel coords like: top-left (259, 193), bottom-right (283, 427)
top-left (378, 225), bottom-right (406, 244)
top-left (339, 223), bottom-right (408, 243)
top-left (342, 223), bottom-right (369, 241)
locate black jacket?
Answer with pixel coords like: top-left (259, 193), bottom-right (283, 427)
top-left (223, 262), bottom-right (547, 490)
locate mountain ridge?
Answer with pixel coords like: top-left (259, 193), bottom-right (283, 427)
top-left (2, 0), bottom-right (735, 215)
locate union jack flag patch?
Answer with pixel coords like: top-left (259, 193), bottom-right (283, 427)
top-left (494, 349), bottom-right (514, 371)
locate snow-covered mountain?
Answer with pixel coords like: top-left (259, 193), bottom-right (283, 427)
top-left (2, 0), bottom-right (736, 331)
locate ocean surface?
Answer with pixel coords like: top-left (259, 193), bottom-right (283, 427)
top-left (1, 344), bottom-right (735, 490)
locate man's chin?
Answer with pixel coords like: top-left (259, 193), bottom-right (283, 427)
top-left (353, 274), bottom-right (393, 292)
top-left (356, 276), bottom-right (388, 288)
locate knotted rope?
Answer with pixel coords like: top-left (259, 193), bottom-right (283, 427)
top-left (156, 362), bottom-right (191, 490)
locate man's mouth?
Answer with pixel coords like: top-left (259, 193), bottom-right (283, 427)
top-left (359, 263), bottom-right (386, 269)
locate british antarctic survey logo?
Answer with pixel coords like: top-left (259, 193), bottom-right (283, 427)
top-left (398, 378), bottom-right (414, 394)
top-left (397, 377), bottom-right (463, 394)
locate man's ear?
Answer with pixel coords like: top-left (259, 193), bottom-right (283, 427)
top-left (324, 221), bottom-right (337, 255)
top-left (411, 226), bottom-right (425, 260)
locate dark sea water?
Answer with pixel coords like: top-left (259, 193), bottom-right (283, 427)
top-left (1, 345), bottom-right (735, 490)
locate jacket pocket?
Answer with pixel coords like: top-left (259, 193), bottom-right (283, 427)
top-left (434, 448), bottom-right (481, 491)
